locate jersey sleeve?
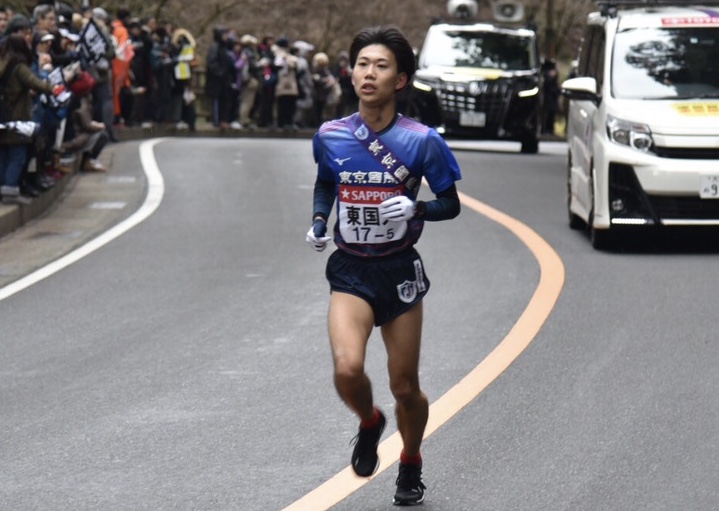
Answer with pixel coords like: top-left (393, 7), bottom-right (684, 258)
top-left (312, 132), bottom-right (335, 182)
top-left (422, 129), bottom-right (462, 194)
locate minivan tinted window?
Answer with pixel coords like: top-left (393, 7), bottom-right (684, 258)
top-left (420, 29), bottom-right (537, 70)
top-left (612, 26), bottom-right (719, 99)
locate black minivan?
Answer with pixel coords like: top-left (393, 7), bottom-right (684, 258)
top-left (407, 22), bottom-right (542, 153)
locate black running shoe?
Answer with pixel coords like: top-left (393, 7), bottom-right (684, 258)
top-left (350, 410), bottom-right (386, 477)
top-left (393, 462), bottom-right (426, 506)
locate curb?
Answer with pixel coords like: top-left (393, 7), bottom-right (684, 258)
top-left (0, 155), bottom-right (79, 243)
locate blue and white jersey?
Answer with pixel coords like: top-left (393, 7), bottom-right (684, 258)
top-left (313, 112), bottom-right (462, 258)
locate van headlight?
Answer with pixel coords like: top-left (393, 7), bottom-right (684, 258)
top-left (412, 77), bottom-right (439, 92)
top-left (606, 115), bottom-right (653, 152)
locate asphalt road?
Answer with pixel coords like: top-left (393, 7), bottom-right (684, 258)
top-left (1, 138), bottom-right (718, 511)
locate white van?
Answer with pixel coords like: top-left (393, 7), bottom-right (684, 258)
top-left (562, 0), bottom-right (719, 249)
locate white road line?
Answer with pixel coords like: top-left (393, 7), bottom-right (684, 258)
top-left (0, 139), bottom-right (166, 302)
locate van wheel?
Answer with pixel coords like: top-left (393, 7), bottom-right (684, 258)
top-left (588, 172), bottom-right (614, 250)
top-left (567, 157), bottom-right (584, 230)
top-left (520, 136), bottom-right (539, 154)
top-left (590, 224), bottom-right (614, 250)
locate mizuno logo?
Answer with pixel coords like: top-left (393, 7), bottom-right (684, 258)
top-left (334, 157), bottom-right (352, 166)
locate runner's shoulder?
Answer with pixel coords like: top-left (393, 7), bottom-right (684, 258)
top-left (396, 115), bottom-right (431, 136)
top-left (318, 117), bottom-right (348, 136)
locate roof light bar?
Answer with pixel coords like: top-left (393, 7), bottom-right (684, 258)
top-left (595, 0), bottom-right (719, 17)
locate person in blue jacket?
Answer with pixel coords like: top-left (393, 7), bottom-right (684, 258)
top-left (306, 25), bottom-right (462, 506)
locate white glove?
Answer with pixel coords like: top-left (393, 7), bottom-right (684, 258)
top-left (379, 195), bottom-right (415, 222)
top-left (306, 219), bottom-right (332, 252)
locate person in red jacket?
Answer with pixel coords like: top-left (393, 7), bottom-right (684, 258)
top-left (111, 9), bottom-right (134, 125)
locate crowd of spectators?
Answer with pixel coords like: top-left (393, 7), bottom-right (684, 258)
top-left (0, 1), bottom-right (360, 206)
top-left (1, 2), bottom-right (126, 205)
top-left (204, 28), bottom-right (358, 132)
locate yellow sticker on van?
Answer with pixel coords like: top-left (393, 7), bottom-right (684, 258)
top-left (672, 103), bottom-right (719, 116)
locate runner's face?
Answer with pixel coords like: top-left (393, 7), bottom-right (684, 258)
top-left (352, 44), bottom-right (407, 108)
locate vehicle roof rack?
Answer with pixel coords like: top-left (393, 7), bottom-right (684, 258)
top-left (595, 0), bottom-right (719, 17)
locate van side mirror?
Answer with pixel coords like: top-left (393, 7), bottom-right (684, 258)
top-left (561, 77), bottom-right (599, 103)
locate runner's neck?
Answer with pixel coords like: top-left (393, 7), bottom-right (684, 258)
top-left (358, 105), bottom-right (397, 133)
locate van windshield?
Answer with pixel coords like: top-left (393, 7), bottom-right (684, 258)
top-left (421, 29), bottom-right (536, 71)
top-left (612, 26), bottom-right (719, 99)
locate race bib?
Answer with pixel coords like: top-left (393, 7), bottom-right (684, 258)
top-left (338, 184), bottom-right (408, 244)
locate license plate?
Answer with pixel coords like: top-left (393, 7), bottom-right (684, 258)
top-left (699, 175), bottom-right (719, 199)
top-left (459, 111), bottom-right (486, 127)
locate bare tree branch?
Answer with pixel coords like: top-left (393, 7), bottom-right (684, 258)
top-left (3, 0), bottom-right (595, 68)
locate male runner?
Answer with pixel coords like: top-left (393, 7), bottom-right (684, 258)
top-left (306, 25), bottom-right (462, 506)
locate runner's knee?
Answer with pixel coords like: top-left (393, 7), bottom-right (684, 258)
top-left (334, 360), bottom-right (365, 386)
top-left (390, 378), bottom-right (422, 405)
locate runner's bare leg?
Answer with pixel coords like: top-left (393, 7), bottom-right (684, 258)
top-left (382, 302), bottom-right (428, 455)
top-left (328, 291), bottom-right (376, 421)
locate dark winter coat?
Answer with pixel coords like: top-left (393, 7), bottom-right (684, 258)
top-left (0, 59), bottom-right (53, 145)
top-left (204, 27), bottom-right (235, 98)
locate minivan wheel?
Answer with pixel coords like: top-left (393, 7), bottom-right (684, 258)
top-left (567, 158), bottom-right (584, 230)
top-left (590, 224), bottom-right (614, 250)
top-left (520, 136), bottom-right (539, 154)
top-left (588, 172), bottom-right (614, 250)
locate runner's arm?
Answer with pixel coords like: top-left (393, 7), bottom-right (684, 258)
top-left (312, 178), bottom-right (335, 222)
top-left (415, 184), bottom-right (460, 221)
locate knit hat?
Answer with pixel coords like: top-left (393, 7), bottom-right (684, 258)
top-left (4, 14), bottom-right (31, 36)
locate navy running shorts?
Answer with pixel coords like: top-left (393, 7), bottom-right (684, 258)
top-left (325, 248), bottom-right (431, 326)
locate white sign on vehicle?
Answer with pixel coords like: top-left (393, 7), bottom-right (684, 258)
top-left (460, 111), bottom-right (486, 127)
top-left (699, 175), bottom-right (719, 199)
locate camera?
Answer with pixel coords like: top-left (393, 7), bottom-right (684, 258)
top-left (446, 0), bottom-right (479, 19)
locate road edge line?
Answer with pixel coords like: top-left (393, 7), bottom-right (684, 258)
top-left (0, 138), bottom-right (166, 302)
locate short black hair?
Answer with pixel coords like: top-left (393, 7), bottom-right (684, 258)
top-left (349, 25), bottom-right (416, 80)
